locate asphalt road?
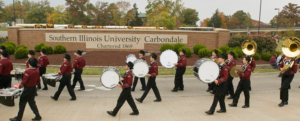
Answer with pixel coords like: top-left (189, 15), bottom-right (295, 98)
top-left (1, 73), bottom-right (300, 121)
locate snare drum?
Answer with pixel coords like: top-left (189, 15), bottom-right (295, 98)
top-left (100, 67), bottom-right (120, 89)
top-left (160, 49), bottom-right (178, 68)
top-left (126, 54), bottom-right (137, 63)
top-left (193, 58), bottom-right (220, 83)
top-left (15, 71), bottom-right (24, 81)
top-left (0, 88), bottom-right (22, 107)
top-left (42, 74), bottom-right (61, 87)
top-left (133, 59), bottom-right (149, 78)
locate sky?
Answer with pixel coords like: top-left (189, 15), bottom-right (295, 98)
top-left (3, 0), bottom-right (299, 24)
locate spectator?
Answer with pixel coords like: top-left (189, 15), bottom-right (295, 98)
top-left (270, 53), bottom-right (278, 69)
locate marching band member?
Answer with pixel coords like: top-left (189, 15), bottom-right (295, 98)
top-left (51, 54), bottom-right (76, 101)
top-left (37, 49), bottom-right (49, 90)
top-left (10, 58), bottom-right (42, 121)
top-left (207, 49), bottom-right (218, 93)
top-left (26, 50), bottom-right (36, 69)
top-left (132, 50), bottom-right (146, 91)
top-left (172, 49), bottom-right (187, 92)
top-left (278, 56), bottom-right (297, 107)
top-left (226, 52), bottom-right (236, 99)
top-left (71, 50), bottom-right (86, 91)
top-left (229, 56), bottom-right (252, 108)
top-left (246, 55), bottom-right (255, 91)
top-left (135, 53), bottom-right (162, 103)
top-left (0, 51), bottom-right (13, 89)
top-left (0, 46), bottom-right (10, 59)
top-left (205, 53), bottom-right (229, 115)
top-left (107, 62), bottom-right (139, 116)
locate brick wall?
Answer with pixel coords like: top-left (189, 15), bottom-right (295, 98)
top-left (7, 28), bottom-right (230, 53)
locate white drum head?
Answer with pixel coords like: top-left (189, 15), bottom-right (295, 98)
top-left (160, 50), bottom-right (178, 68)
top-left (101, 71), bottom-right (119, 89)
top-left (133, 61), bottom-right (149, 77)
top-left (198, 61), bottom-right (219, 83)
top-left (126, 55), bottom-right (137, 63)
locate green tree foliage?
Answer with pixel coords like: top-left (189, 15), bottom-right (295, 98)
top-left (232, 10), bottom-right (253, 27)
top-left (274, 3), bottom-right (300, 26)
top-left (65, 0), bottom-right (89, 25)
top-left (130, 3), bottom-right (143, 26)
top-left (25, 0), bottom-right (53, 23)
top-left (207, 9), bottom-right (222, 27)
top-left (47, 5), bottom-right (68, 24)
top-left (181, 8), bottom-right (199, 25)
top-left (160, 44), bottom-right (174, 52)
top-left (3, 1), bottom-right (26, 22)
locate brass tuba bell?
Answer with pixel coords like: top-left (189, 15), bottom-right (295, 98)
top-left (241, 40), bottom-right (257, 55)
top-left (279, 38), bottom-right (300, 77)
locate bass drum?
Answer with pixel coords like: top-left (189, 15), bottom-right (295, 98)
top-left (100, 67), bottom-right (120, 89)
top-left (133, 59), bottom-right (149, 78)
top-left (160, 49), bottom-right (178, 68)
top-left (126, 54), bottom-right (137, 63)
top-left (193, 58), bottom-right (220, 83)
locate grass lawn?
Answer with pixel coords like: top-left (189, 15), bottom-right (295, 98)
top-left (46, 68), bottom-right (278, 75)
top-left (0, 28), bottom-right (7, 31)
top-left (275, 39), bottom-right (284, 52)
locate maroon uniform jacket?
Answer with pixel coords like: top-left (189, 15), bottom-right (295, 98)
top-left (279, 59), bottom-right (298, 76)
top-left (239, 64), bottom-right (252, 80)
top-left (241, 57), bottom-right (256, 72)
top-left (227, 58), bottom-right (236, 70)
top-left (210, 56), bottom-right (218, 60)
top-left (139, 56), bottom-right (146, 61)
top-left (58, 61), bottom-right (72, 75)
top-left (149, 61), bottom-right (158, 78)
top-left (0, 58), bottom-right (13, 75)
top-left (0, 54), bottom-right (10, 60)
top-left (177, 56), bottom-right (187, 69)
top-left (73, 56), bottom-right (86, 69)
top-left (20, 67), bottom-right (40, 87)
top-left (38, 55), bottom-right (49, 68)
top-left (121, 70), bottom-right (133, 89)
top-left (217, 64), bottom-right (229, 84)
top-left (26, 59), bottom-right (30, 68)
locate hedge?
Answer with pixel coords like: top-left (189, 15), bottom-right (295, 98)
top-left (220, 45), bottom-right (230, 53)
top-left (210, 49), bottom-right (223, 57)
top-left (232, 47), bottom-right (243, 58)
top-left (16, 45), bottom-right (28, 50)
top-left (261, 52), bottom-right (272, 61)
top-left (54, 44), bottom-right (67, 54)
top-left (41, 45), bottom-right (53, 54)
top-left (14, 47), bottom-right (29, 59)
top-left (3, 41), bottom-right (16, 55)
top-left (160, 44), bottom-right (174, 52)
top-left (178, 46), bottom-right (192, 57)
top-left (174, 43), bottom-right (185, 54)
top-left (198, 48), bottom-right (211, 58)
top-left (253, 53), bottom-right (260, 60)
top-left (34, 43), bottom-right (45, 52)
top-left (193, 44), bottom-right (206, 54)
top-left (272, 51), bottom-right (281, 57)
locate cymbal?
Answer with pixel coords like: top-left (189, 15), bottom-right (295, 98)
top-left (230, 66), bottom-right (244, 78)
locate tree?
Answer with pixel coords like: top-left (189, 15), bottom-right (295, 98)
top-left (207, 9), bottom-right (222, 27)
top-left (218, 12), bottom-right (227, 28)
top-left (87, 1), bottom-right (109, 25)
top-left (0, 0), bottom-right (5, 22)
top-left (181, 8), bottom-right (199, 25)
top-left (47, 5), bottom-right (68, 24)
top-left (25, 0), bottom-right (53, 23)
top-left (115, 1), bottom-right (131, 14)
top-left (22, 0), bottom-right (34, 11)
top-left (200, 18), bottom-right (210, 27)
top-left (130, 3), bottom-right (143, 26)
top-left (147, 5), bottom-right (175, 29)
top-left (279, 3), bottom-right (300, 26)
top-left (232, 10), bottom-right (253, 27)
top-left (65, 0), bottom-right (89, 25)
top-left (4, 1), bottom-right (26, 22)
top-left (227, 16), bottom-right (240, 27)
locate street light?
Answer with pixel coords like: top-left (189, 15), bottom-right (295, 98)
top-left (258, 0), bottom-right (262, 34)
top-left (275, 8), bottom-right (280, 37)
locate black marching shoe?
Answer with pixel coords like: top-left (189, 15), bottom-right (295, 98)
top-left (135, 98), bottom-right (143, 103)
top-left (227, 96), bottom-right (233, 99)
top-left (9, 117), bottom-right (21, 121)
top-left (171, 89), bottom-right (178, 92)
top-left (129, 112), bottom-right (139, 115)
top-left (206, 89), bottom-right (211, 92)
top-left (242, 105), bottom-right (249, 108)
top-left (284, 102), bottom-right (288, 105)
top-left (278, 102), bottom-right (285, 107)
top-left (228, 103), bottom-right (237, 107)
top-left (216, 109), bottom-right (226, 113)
top-left (32, 116), bottom-right (42, 121)
top-left (153, 99), bottom-right (162, 102)
top-left (70, 98), bottom-right (76, 101)
top-left (50, 96), bottom-right (57, 101)
top-left (107, 111), bottom-right (116, 116)
top-left (42, 88), bottom-right (48, 90)
top-left (205, 110), bottom-right (214, 115)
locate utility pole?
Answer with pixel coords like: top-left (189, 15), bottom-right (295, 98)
top-left (13, 0), bottom-right (16, 22)
top-left (258, 0), bottom-right (262, 34)
top-left (275, 8), bottom-right (280, 36)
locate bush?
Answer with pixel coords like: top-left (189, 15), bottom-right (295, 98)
top-left (210, 49), bottom-right (223, 57)
top-left (232, 47), bottom-right (243, 58)
top-left (220, 45), bottom-right (230, 53)
top-left (272, 51), bottom-right (281, 57)
top-left (174, 43), bottom-right (185, 54)
top-left (193, 44), bottom-right (206, 54)
top-left (16, 45), bottom-right (28, 50)
top-left (4, 41), bottom-right (16, 48)
top-left (198, 48), bottom-right (211, 58)
top-left (41, 45), bottom-right (53, 54)
top-left (226, 50), bottom-right (239, 59)
top-left (3, 41), bottom-right (16, 55)
top-left (34, 43), bottom-right (45, 52)
top-left (261, 52), bottom-right (272, 61)
top-left (54, 44), bottom-right (67, 54)
top-left (178, 46), bottom-right (192, 58)
top-left (14, 47), bottom-right (29, 59)
top-left (160, 44), bottom-right (174, 52)
top-left (253, 53), bottom-right (260, 60)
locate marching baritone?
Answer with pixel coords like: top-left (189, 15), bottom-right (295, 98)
top-left (226, 52), bottom-right (236, 99)
top-left (229, 56), bottom-right (252, 108)
top-left (207, 49), bottom-right (218, 93)
top-left (71, 50), bottom-right (86, 91)
top-left (132, 50), bottom-right (146, 91)
top-left (0, 46), bottom-right (10, 59)
top-left (0, 51), bottom-right (13, 89)
top-left (205, 53), bottom-right (229, 115)
top-left (107, 62), bottom-right (139, 116)
top-left (172, 49), bottom-right (187, 92)
top-left (10, 58), bottom-right (42, 121)
top-left (278, 56), bottom-right (297, 107)
top-left (136, 53), bottom-right (162, 103)
top-left (51, 54), bottom-right (76, 101)
top-left (37, 49), bottom-right (49, 90)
